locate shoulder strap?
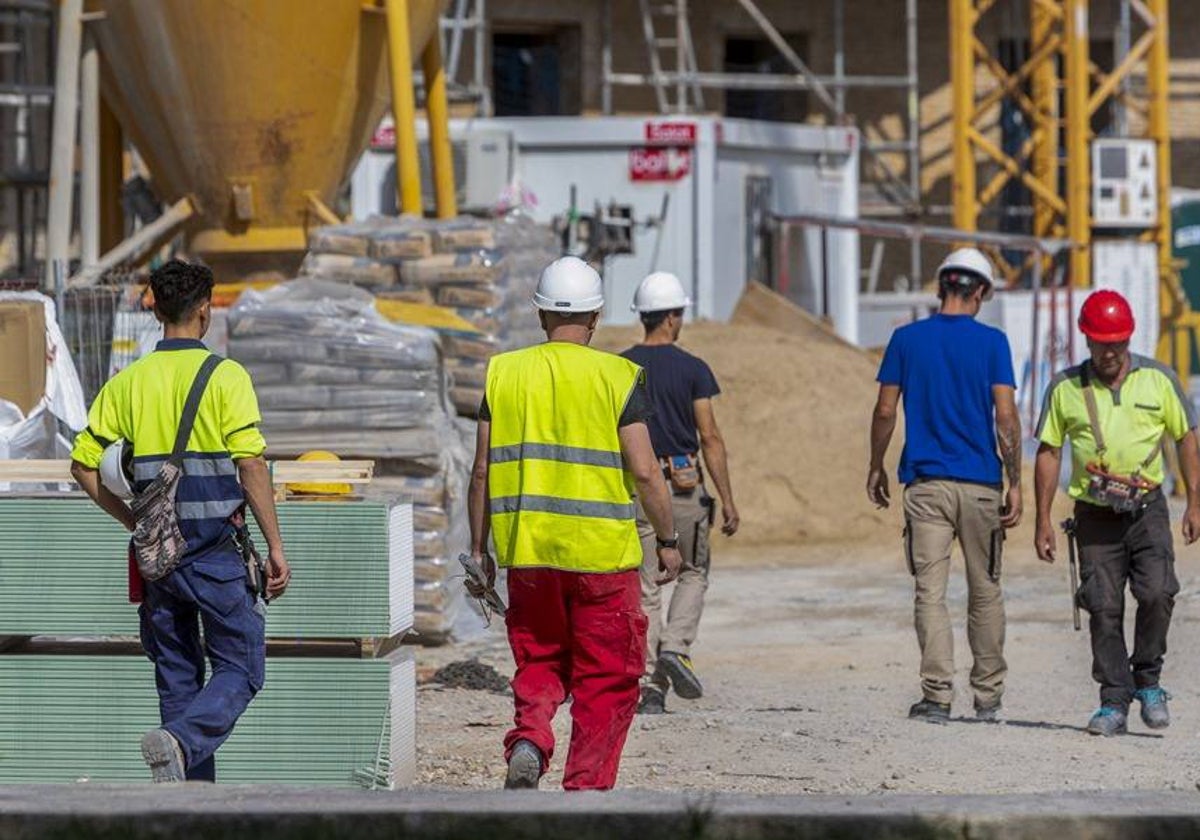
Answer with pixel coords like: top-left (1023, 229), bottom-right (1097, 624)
top-left (1079, 363), bottom-right (1107, 458)
top-left (170, 354), bottom-right (223, 462)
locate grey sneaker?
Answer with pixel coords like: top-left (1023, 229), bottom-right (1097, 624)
top-left (504, 739), bottom-right (542, 790)
top-left (658, 651), bottom-right (703, 700)
top-left (1135, 687), bottom-right (1171, 729)
top-left (1086, 705), bottom-right (1128, 736)
top-left (637, 685), bottom-right (666, 715)
top-left (975, 703), bottom-right (1003, 722)
top-left (908, 698), bottom-right (950, 723)
top-left (140, 728), bottom-right (186, 783)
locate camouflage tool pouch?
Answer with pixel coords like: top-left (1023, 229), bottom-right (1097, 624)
top-left (130, 355), bottom-right (223, 582)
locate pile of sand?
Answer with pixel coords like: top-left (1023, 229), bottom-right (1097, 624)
top-left (594, 285), bottom-right (899, 548)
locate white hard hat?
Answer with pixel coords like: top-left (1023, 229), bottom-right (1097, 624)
top-left (936, 247), bottom-right (996, 300)
top-left (532, 257), bottom-right (604, 312)
top-left (631, 271), bottom-right (692, 313)
top-left (99, 440), bottom-right (133, 500)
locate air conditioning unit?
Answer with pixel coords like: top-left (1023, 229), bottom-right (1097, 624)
top-left (351, 126), bottom-right (514, 219)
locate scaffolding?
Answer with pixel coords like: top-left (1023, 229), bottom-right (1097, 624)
top-left (601, 0), bottom-right (922, 280)
top-left (0, 0), bottom-right (54, 280)
top-left (439, 0), bottom-right (491, 114)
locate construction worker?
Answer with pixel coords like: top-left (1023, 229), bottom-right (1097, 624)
top-left (867, 247), bottom-right (1022, 722)
top-left (70, 260), bottom-right (290, 782)
top-left (1034, 289), bottom-right (1200, 736)
top-left (621, 271), bottom-right (739, 715)
top-left (467, 256), bottom-right (683, 791)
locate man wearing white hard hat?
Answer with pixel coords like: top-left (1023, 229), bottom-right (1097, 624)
top-left (621, 271), bottom-right (739, 715)
top-left (867, 247), bottom-right (1022, 723)
top-left (467, 256), bottom-right (682, 790)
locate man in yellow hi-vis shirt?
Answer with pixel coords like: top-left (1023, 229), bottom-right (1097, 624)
top-left (70, 260), bottom-right (290, 782)
top-left (467, 257), bottom-right (682, 791)
top-left (1035, 289), bottom-right (1200, 736)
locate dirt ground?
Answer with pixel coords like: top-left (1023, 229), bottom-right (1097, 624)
top-left (413, 507), bottom-right (1200, 794)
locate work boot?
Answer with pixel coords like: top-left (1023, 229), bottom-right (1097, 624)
top-left (658, 651), bottom-right (703, 700)
top-left (504, 739), bottom-right (542, 790)
top-left (637, 685), bottom-right (666, 715)
top-left (140, 728), bottom-right (186, 783)
top-left (974, 703), bottom-right (1003, 723)
top-left (907, 698), bottom-right (950, 723)
top-left (1086, 704), bottom-right (1128, 737)
top-left (1134, 687), bottom-right (1171, 729)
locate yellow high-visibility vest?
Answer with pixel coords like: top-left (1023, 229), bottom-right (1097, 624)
top-left (485, 341), bottom-right (644, 572)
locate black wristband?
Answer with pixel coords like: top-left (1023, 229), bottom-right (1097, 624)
top-left (656, 532), bottom-right (679, 549)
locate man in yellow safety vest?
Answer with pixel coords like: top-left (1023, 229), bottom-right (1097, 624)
top-left (467, 256), bottom-right (683, 791)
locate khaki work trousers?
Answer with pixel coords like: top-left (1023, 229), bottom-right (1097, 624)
top-left (903, 479), bottom-right (1006, 709)
top-left (636, 486), bottom-right (712, 687)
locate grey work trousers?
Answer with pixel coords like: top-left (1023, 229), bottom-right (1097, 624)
top-left (636, 486), bottom-right (712, 687)
top-left (1073, 494), bottom-right (1179, 709)
top-left (903, 479), bottom-right (1007, 709)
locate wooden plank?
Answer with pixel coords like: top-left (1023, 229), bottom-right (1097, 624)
top-left (0, 459), bottom-right (376, 486)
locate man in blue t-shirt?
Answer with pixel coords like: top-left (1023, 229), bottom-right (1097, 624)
top-left (867, 248), bottom-right (1022, 723)
top-left (622, 271), bottom-right (740, 715)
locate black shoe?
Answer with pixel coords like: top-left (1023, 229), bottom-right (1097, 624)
top-left (908, 698), bottom-right (950, 723)
top-left (974, 703), bottom-right (1003, 723)
top-left (504, 739), bottom-right (542, 790)
top-left (658, 651), bottom-right (703, 700)
top-left (637, 685), bottom-right (666, 715)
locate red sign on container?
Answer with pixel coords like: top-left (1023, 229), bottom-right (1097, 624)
top-left (629, 146), bottom-right (692, 182)
top-left (371, 124), bottom-right (396, 150)
top-left (644, 121), bottom-right (697, 146)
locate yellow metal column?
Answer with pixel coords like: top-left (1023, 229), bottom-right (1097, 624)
top-left (422, 35), bottom-right (458, 219)
top-left (950, 0), bottom-right (978, 232)
top-left (1030, 0), bottom-right (1059, 241)
top-left (1147, 0), bottom-right (1172, 279)
top-left (385, 0), bottom-right (423, 215)
top-left (1063, 0), bottom-right (1091, 287)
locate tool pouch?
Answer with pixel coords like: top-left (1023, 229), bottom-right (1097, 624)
top-left (665, 454), bottom-right (701, 494)
top-left (987, 527), bottom-right (1005, 582)
top-left (130, 460), bottom-right (187, 582)
top-left (1086, 469), bottom-right (1149, 514)
top-left (231, 510), bottom-right (267, 602)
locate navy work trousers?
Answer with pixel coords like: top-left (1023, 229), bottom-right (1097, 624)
top-left (138, 547), bottom-right (265, 781)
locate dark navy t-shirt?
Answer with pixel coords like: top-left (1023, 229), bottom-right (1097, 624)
top-left (877, 314), bottom-right (1015, 486)
top-left (621, 344), bottom-right (720, 458)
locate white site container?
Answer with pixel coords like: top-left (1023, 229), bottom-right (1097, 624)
top-left (351, 116), bottom-right (860, 340)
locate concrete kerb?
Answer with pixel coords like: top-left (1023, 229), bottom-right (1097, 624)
top-left (2, 787), bottom-right (1200, 840)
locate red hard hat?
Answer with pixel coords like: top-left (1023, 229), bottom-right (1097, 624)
top-left (1078, 289), bottom-right (1134, 342)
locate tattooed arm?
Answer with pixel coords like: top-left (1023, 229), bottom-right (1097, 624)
top-left (993, 384), bottom-right (1022, 528)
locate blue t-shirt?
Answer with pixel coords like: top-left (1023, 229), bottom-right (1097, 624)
top-left (621, 344), bottom-right (720, 458)
top-left (877, 314), bottom-right (1015, 486)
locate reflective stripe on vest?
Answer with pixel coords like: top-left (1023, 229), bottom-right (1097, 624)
top-left (486, 342), bottom-right (644, 573)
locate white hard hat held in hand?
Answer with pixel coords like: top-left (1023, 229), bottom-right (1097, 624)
top-left (99, 439), bottom-right (134, 500)
top-left (533, 256), bottom-right (605, 312)
top-left (632, 271), bottom-right (692, 312)
top-left (936, 248), bottom-right (996, 300)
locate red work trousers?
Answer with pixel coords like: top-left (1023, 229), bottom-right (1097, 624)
top-left (503, 567), bottom-right (647, 791)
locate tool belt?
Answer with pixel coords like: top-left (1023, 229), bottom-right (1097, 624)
top-left (1080, 364), bottom-right (1160, 514)
top-left (661, 454), bottom-right (701, 494)
top-left (230, 508), bottom-right (269, 602)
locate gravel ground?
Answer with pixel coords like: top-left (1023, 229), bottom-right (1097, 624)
top-left (413, 535), bottom-right (1200, 794)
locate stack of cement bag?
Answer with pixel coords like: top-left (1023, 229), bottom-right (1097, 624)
top-left (227, 281), bottom-right (471, 643)
top-left (301, 212), bottom-right (558, 416)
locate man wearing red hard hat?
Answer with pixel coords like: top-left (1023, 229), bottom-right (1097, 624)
top-left (1035, 289), bottom-right (1200, 736)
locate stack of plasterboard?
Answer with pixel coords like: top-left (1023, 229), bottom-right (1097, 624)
top-left (0, 499), bottom-right (413, 638)
top-left (0, 656), bottom-right (415, 787)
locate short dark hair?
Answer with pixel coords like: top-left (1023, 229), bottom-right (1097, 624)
top-left (639, 308), bottom-right (684, 332)
top-left (937, 270), bottom-right (986, 302)
top-left (149, 260), bottom-right (214, 324)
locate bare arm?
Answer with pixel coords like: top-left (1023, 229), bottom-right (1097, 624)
top-left (867, 384), bottom-right (900, 508)
top-left (237, 456), bottom-right (290, 599)
top-left (468, 420), bottom-right (491, 558)
top-left (1176, 430), bottom-right (1200, 544)
top-left (993, 384), bottom-right (1023, 528)
top-left (620, 421), bottom-right (682, 583)
top-left (70, 461), bottom-right (135, 532)
top-left (1033, 443), bottom-right (1061, 562)
top-left (694, 398), bottom-right (738, 536)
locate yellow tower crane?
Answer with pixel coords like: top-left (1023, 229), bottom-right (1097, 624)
top-left (950, 0), bottom-right (1199, 378)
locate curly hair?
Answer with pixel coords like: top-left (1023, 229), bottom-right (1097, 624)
top-left (149, 259), bottom-right (214, 324)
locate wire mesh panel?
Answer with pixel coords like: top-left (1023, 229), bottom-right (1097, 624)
top-left (57, 285), bottom-right (121, 404)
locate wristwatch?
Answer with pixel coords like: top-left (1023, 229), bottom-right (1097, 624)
top-left (656, 531), bottom-right (680, 549)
